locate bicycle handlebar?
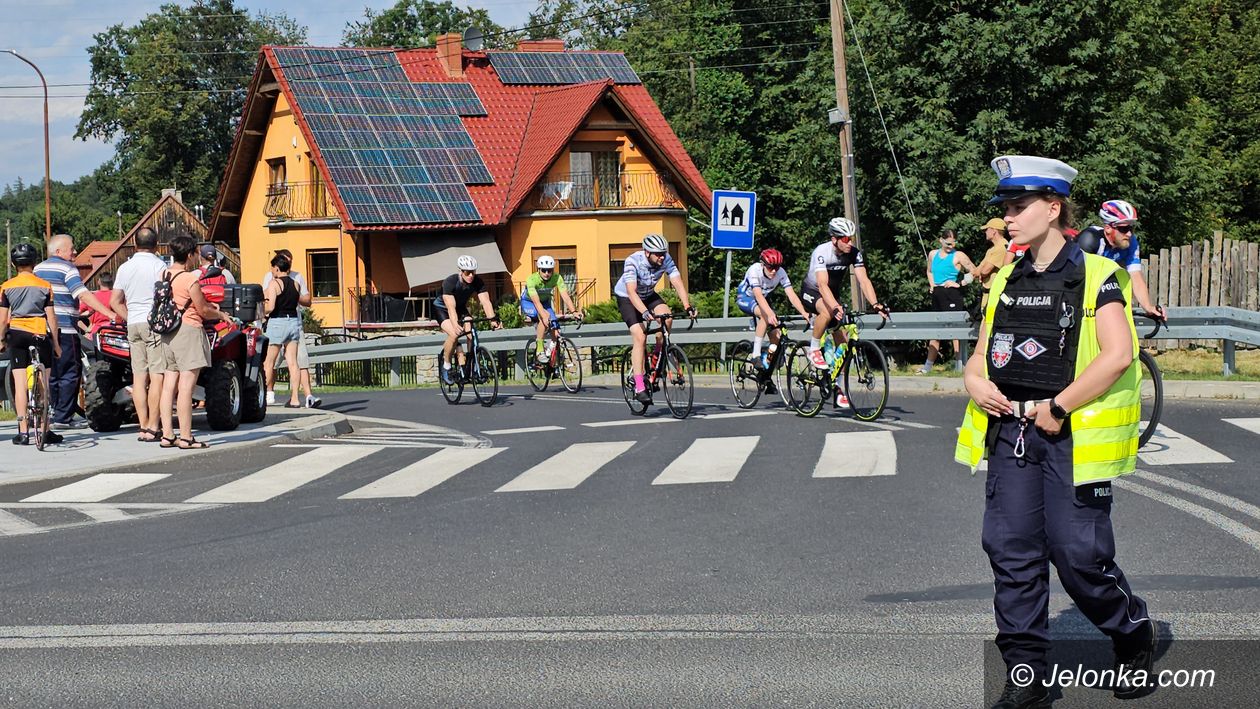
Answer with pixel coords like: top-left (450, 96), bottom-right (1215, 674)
top-left (1135, 309), bottom-right (1166, 339)
top-left (643, 312), bottom-right (696, 335)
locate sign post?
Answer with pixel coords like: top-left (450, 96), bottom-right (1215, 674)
top-left (711, 190), bottom-right (757, 360)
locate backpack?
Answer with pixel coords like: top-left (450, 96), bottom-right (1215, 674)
top-left (149, 271), bottom-right (192, 334)
top-left (198, 265), bottom-right (227, 305)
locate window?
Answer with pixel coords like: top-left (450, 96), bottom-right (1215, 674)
top-left (307, 250), bottom-right (339, 299)
top-left (609, 241), bottom-right (680, 289)
top-left (308, 154), bottom-right (330, 218)
top-left (267, 158), bottom-right (287, 191)
top-left (531, 246), bottom-right (577, 292)
top-left (570, 150), bottom-right (621, 208)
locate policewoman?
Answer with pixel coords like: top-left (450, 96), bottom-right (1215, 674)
top-left (955, 156), bottom-right (1156, 708)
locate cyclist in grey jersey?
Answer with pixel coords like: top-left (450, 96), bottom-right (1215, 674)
top-left (615, 234), bottom-right (696, 404)
top-left (802, 217), bottom-right (889, 371)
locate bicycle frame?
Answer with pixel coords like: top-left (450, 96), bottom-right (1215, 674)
top-left (454, 317), bottom-right (495, 381)
top-left (535, 314), bottom-right (584, 369)
top-left (639, 313), bottom-right (694, 386)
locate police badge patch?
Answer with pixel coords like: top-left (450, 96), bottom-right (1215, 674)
top-left (996, 158), bottom-right (1012, 178)
top-left (991, 332), bottom-right (1014, 369)
top-left (1016, 338), bottom-right (1048, 360)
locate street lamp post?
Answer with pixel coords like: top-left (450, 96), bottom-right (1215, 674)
top-left (5, 49), bottom-right (52, 244)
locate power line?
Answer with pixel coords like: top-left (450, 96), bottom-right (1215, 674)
top-left (639, 57), bottom-right (814, 74)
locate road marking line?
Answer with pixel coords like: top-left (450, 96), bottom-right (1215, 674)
top-left (890, 420), bottom-right (937, 430)
top-left (339, 448), bottom-right (507, 499)
top-left (1137, 424), bottom-right (1233, 465)
top-left (0, 509), bottom-right (40, 535)
top-left (496, 441), bottom-right (634, 492)
top-left (275, 443), bottom-right (452, 449)
top-left (186, 446), bottom-right (381, 503)
top-left (693, 411), bottom-right (776, 420)
top-left (582, 417), bottom-right (680, 428)
top-left (839, 418), bottom-right (903, 431)
top-left (21, 474), bottom-right (170, 503)
top-left (481, 426), bottom-right (565, 435)
top-left (652, 436), bottom-right (759, 485)
top-left (1132, 470), bottom-right (1260, 523)
top-left (1223, 418), bottom-right (1260, 436)
top-left (73, 506), bottom-right (132, 523)
top-left (1116, 478), bottom-right (1260, 553)
top-left (813, 431), bottom-right (897, 478)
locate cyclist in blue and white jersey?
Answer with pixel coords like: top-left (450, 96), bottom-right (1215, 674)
top-left (801, 217), bottom-right (889, 371)
top-left (1075, 199), bottom-right (1166, 322)
top-left (614, 233), bottom-right (696, 404)
top-left (736, 247), bottom-right (811, 370)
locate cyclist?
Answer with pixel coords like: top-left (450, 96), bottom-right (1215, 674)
top-left (522, 255), bottom-right (582, 363)
top-left (736, 248), bottom-right (811, 376)
top-left (436, 255), bottom-right (501, 384)
top-left (801, 218), bottom-right (889, 379)
top-left (615, 233), bottom-right (696, 404)
top-left (0, 243), bottom-right (64, 446)
top-left (1075, 199), bottom-right (1166, 322)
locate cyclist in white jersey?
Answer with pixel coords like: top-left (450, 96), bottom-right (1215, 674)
top-left (736, 248), bottom-right (811, 369)
top-left (801, 217), bottom-right (889, 371)
top-left (614, 234), bottom-right (696, 404)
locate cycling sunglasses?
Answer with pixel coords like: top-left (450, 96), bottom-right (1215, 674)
top-left (1111, 224), bottom-right (1135, 234)
top-left (834, 235), bottom-right (852, 243)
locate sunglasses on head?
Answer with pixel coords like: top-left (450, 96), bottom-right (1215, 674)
top-left (1112, 224), bottom-right (1134, 234)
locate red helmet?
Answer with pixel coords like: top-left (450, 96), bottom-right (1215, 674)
top-left (760, 248), bottom-right (783, 267)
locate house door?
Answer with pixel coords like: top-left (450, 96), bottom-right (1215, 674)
top-left (570, 151), bottom-right (621, 208)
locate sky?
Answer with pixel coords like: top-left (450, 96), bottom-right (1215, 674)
top-left (0, 0), bottom-right (535, 195)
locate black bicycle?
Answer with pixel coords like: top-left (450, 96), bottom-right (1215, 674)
top-left (785, 309), bottom-right (890, 421)
top-left (727, 315), bottom-right (805, 409)
top-left (438, 316), bottom-right (499, 407)
top-left (522, 314), bottom-right (584, 393)
top-left (1136, 310), bottom-right (1165, 448)
top-left (619, 312), bottom-right (696, 419)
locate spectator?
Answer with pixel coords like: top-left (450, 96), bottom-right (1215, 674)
top-left (921, 229), bottom-right (976, 374)
top-left (194, 244), bottom-right (228, 305)
top-left (974, 217), bottom-right (1010, 311)
top-left (111, 228), bottom-right (169, 442)
top-left (262, 249), bottom-right (319, 407)
top-left (262, 253), bottom-right (311, 408)
top-left (35, 234), bottom-right (117, 429)
top-left (79, 271), bottom-right (115, 343)
top-left (220, 257), bottom-right (237, 284)
top-left (157, 235), bottom-right (222, 449)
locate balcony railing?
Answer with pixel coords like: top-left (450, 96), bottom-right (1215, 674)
top-left (531, 171), bottom-right (683, 211)
top-left (264, 181), bottom-right (336, 222)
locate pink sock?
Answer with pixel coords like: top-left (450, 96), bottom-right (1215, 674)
top-left (633, 374), bottom-right (645, 391)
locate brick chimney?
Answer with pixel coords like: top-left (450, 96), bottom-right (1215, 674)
top-left (516, 39), bottom-right (565, 52)
top-left (436, 32), bottom-right (464, 77)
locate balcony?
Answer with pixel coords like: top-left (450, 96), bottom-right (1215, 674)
top-left (530, 171), bottom-right (683, 212)
top-left (264, 181), bottom-right (337, 223)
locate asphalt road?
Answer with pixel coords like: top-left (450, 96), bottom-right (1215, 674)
top-left (3, 385), bottom-right (1260, 707)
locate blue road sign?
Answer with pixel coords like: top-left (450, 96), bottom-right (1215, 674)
top-left (711, 190), bottom-right (757, 250)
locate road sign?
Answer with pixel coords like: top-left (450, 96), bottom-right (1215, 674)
top-left (711, 190), bottom-right (756, 250)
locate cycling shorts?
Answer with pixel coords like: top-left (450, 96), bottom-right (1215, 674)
top-left (4, 330), bottom-right (53, 370)
top-left (521, 299), bottom-right (556, 322)
top-left (616, 292), bottom-right (666, 328)
top-left (736, 293), bottom-right (758, 316)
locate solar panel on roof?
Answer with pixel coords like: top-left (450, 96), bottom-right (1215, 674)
top-left (488, 52), bottom-right (641, 85)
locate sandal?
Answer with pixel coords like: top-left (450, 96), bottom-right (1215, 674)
top-left (138, 428), bottom-right (161, 442)
top-left (159, 436), bottom-right (179, 448)
top-left (177, 437), bottom-right (209, 450)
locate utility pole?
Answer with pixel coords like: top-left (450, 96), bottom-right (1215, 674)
top-left (827, 0), bottom-right (863, 310)
top-left (5, 50), bottom-right (51, 244)
top-left (116, 211), bottom-right (123, 239)
top-left (5, 220), bottom-right (11, 280)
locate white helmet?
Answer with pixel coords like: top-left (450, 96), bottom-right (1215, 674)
top-left (536, 255), bottom-right (556, 270)
top-left (456, 255), bottom-right (478, 271)
top-left (828, 217), bottom-right (856, 238)
top-left (642, 233), bottom-right (668, 253)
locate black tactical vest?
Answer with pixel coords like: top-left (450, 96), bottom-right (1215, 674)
top-left (988, 259), bottom-right (1085, 396)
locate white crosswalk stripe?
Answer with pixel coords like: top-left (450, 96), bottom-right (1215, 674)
top-left (1223, 418), bottom-right (1260, 436)
top-left (1138, 424), bottom-right (1233, 466)
top-left (340, 448), bottom-right (507, 499)
top-left (496, 441), bottom-right (635, 492)
top-left (22, 474), bottom-right (169, 503)
top-left (187, 446), bottom-right (382, 503)
top-left (652, 436), bottom-right (760, 485)
top-left (813, 431), bottom-right (897, 478)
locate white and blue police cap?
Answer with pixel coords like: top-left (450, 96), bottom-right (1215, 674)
top-left (988, 155), bottom-right (1079, 205)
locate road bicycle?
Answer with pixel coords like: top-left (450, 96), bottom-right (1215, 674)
top-left (438, 316), bottom-right (499, 407)
top-left (19, 345), bottom-right (52, 451)
top-left (619, 312), bottom-right (696, 419)
top-left (1136, 310), bottom-right (1165, 448)
top-left (785, 309), bottom-right (890, 421)
top-left (727, 315), bottom-right (806, 409)
top-left (522, 314), bottom-right (584, 394)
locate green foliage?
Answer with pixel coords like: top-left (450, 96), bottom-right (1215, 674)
top-left (343, 0), bottom-right (506, 48)
top-left (496, 299), bottom-right (525, 329)
top-left (0, 177), bottom-right (122, 269)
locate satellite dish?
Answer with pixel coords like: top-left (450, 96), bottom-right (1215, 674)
top-left (463, 27), bottom-right (484, 51)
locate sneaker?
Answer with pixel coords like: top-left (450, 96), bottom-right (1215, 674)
top-left (990, 680), bottom-right (1050, 709)
top-left (634, 388), bottom-right (652, 404)
top-left (12, 433), bottom-right (29, 446)
top-left (305, 395), bottom-right (322, 409)
top-left (836, 392), bottom-right (849, 408)
top-left (763, 381), bottom-right (778, 396)
top-left (808, 348), bottom-right (828, 369)
top-left (266, 390), bottom-right (276, 405)
top-left (757, 353), bottom-right (770, 369)
top-left (1113, 618), bottom-right (1157, 699)
top-left (50, 422), bottom-right (71, 431)
top-left (915, 365), bottom-right (931, 375)
top-left (536, 349), bottom-right (549, 363)
top-left (441, 367), bottom-right (454, 385)
top-left (43, 431), bottom-right (65, 445)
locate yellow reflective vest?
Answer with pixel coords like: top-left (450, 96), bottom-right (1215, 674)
top-left (954, 253), bottom-right (1141, 485)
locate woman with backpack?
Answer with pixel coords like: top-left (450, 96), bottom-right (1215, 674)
top-left (154, 235), bottom-right (222, 449)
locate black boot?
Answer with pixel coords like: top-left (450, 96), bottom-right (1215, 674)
top-left (991, 680), bottom-right (1051, 709)
top-left (1113, 618), bottom-right (1157, 699)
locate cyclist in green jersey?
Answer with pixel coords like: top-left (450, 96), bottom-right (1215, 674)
top-left (522, 255), bottom-right (582, 362)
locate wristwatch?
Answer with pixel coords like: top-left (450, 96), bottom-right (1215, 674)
top-left (1049, 398), bottom-right (1068, 421)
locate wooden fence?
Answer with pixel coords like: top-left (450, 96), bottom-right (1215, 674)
top-left (1143, 230), bottom-right (1259, 348)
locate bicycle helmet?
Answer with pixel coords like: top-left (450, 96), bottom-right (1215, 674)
top-left (760, 248), bottom-right (783, 268)
top-left (456, 255), bottom-right (478, 271)
top-left (9, 242), bottom-right (38, 267)
top-left (536, 255), bottom-right (556, 270)
top-left (827, 217), bottom-right (856, 238)
top-left (1099, 199), bottom-right (1138, 225)
top-left (642, 233), bottom-right (668, 253)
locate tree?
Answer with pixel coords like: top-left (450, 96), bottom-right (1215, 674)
top-left (343, 0), bottom-right (506, 49)
top-left (77, 0), bottom-right (306, 220)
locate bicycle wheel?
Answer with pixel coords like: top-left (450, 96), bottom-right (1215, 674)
top-left (728, 340), bottom-right (762, 409)
top-left (438, 350), bottom-right (463, 404)
top-left (471, 346), bottom-right (498, 407)
top-left (1138, 349), bottom-right (1163, 448)
top-left (844, 340), bottom-right (890, 422)
top-left (619, 348), bottom-right (648, 415)
top-left (663, 344), bottom-right (693, 419)
top-left (785, 343), bottom-right (825, 417)
top-left (523, 340), bottom-right (549, 392)
top-left (556, 338), bottom-right (583, 393)
top-left (32, 369), bottom-right (49, 451)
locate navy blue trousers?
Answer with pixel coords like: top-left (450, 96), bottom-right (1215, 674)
top-left (48, 331), bottom-right (81, 424)
top-left (982, 417), bottom-right (1149, 679)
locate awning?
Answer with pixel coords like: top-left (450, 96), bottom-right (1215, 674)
top-left (399, 231), bottom-right (509, 288)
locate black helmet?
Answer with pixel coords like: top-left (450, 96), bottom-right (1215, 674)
top-left (10, 242), bottom-right (38, 267)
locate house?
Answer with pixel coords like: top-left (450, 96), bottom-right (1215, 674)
top-left (74, 241), bottom-right (118, 283)
top-left (209, 36), bottom-right (711, 329)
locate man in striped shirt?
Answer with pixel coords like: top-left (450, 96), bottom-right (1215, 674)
top-left (35, 234), bottom-right (119, 428)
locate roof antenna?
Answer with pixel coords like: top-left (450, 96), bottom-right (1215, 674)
top-left (463, 27), bottom-right (484, 51)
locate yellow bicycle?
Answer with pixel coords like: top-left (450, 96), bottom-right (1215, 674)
top-left (23, 345), bottom-right (52, 450)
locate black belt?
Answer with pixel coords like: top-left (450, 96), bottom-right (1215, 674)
top-left (270, 314), bottom-right (299, 319)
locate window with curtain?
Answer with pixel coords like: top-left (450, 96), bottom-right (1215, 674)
top-left (570, 150), bottom-right (621, 208)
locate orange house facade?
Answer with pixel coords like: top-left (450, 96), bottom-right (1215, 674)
top-left (211, 37), bottom-right (711, 329)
